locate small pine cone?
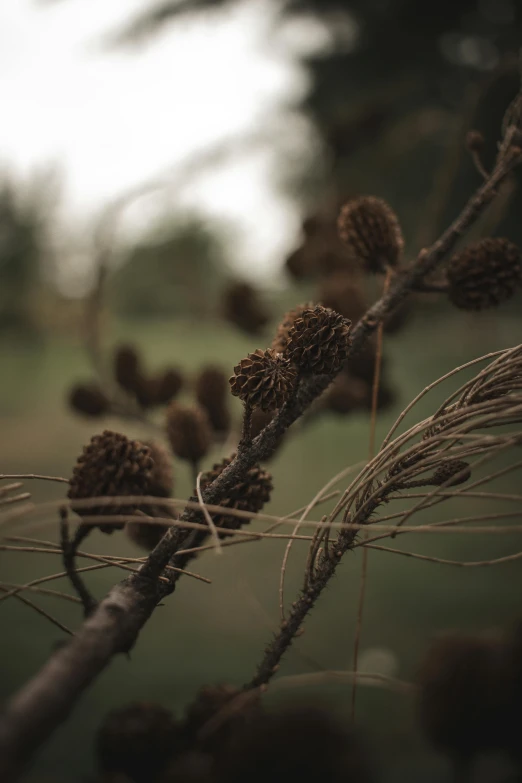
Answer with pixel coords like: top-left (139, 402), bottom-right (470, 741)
top-left (417, 634), bottom-right (506, 761)
top-left (319, 274), bottom-right (366, 322)
top-left (126, 520), bottom-right (172, 551)
top-left (146, 441), bottom-right (174, 497)
top-left (198, 456), bottom-right (272, 531)
top-left (166, 403), bottom-right (211, 464)
top-left (154, 368), bottom-right (184, 405)
top-left (432, 460), bottom-right (471, 487)
top-left (323, 373), bottom-right (367, 415)
top-left (223, 282), bottom-right (269, 336)
top-left (229, 349), bottom-right (297, 411)
top-left (338, 196), bottom-right (404, 274)
top-left (271, 302), bottom-right (314, 354)
top-left (360, 382), bottom-right (396, 412)
top-left (285, 305), bottom-right (352, 376)
top-left (184, 685), bottom-right (261, 758)
top-left (285, 246), bottom-right (315, 280)
top-left (446, 238), bottom-right (522, 311)
top-left (195, 366), bottom-right (232, 436)
top-left (114, 345), bottom-right (141, 393)
top-left (68, 431), bottom-right (154, 534)
top-left (134, 373), bottom-right (161, 409)
top-left (68, 383), bottom-right (109, 417)
top-left (96, 702), bottom-right (182, 783)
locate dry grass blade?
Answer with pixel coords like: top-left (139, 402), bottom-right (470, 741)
top-left (0, 586), bottom-right (73, 636)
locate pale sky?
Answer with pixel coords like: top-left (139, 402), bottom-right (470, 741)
top-left (0, 0), bottom-right (331, 288)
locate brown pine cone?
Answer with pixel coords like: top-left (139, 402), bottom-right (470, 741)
top-left (319, 274), bottom-right (366, 322)
top-left (323, 373), bottom-right (367, 415)
top-left (284, 305), bottom-right (352, 376)
top-left (417, 634), bottom-right (507, 762)
top-left (198, 456), bottom-right (272, 531)
top-left (338, 196), bottom-right (404, 274)
top-left (96, 702), bottom-right (182, 783)
top-left (68, 383), bottom-right (109, 417)
top-left (229, 349), bottom-right (297, 411)
top-left (271, 303), bottom-right (314, 354)
top-left (145, 440), bottom-right (174, 497)
top-left (155, 368), bottom-right (184, 405)
top-left (447, 238), bottom-right (522, 311)
top-left (114, 344), bottom-right (142, 393)
top-left (68, 431), bottom-right (154, 534)
top-left (166, 403), bottom-right (212, 464)
top-left (184, 685), bottom-right (261, 758)
top-left (195, 366), bottom-right (232, 436)
top-left (222, 282), bottom-right (269, 335)
top-left (432, 460), bottom-right (471, 487)
top-left (284, 246), bottom-right (315, 280)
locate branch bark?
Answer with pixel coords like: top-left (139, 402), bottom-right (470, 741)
top-left (0, 141), bottom-right (519, 783)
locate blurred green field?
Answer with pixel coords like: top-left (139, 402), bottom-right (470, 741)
top-left (1, 306), bottom-right (522, 782)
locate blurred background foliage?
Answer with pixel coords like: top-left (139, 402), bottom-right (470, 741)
top-left (2, 1), bottom-right (522, 781)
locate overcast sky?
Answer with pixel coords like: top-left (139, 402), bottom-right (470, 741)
top-left (0, 0), bottom-right (329, 286)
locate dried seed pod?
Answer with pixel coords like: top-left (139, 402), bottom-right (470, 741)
top-left (67, 430), bottom-right (154, 534)
top-left (114, 344), bottom-right (142, 393)
top-left (323, 373), bottom-right (367, 415)
top-left (271, 302), bottom-right (314, 354)
top-left (155, 368), bottom-right (184, 405)
top-left (195, 366), bottom-right (232, 436)
top-left (447, 238), bottom-right (522, 311)
top-left (126, 519), bottom-right (173, 551)
top-left (338, 196), bottom-right (404, 274)
top-left (96, 702), bottom-right (182, 783)
top-left (319, 274), bottom-right (366, 322)
top-left (432, 460), bottom-right (471, 487)
top-left (223, 281), bottom-right (269, 336)
top-left (68, 383), bottom-right (109, 417)
top-left (417, 634), bottom-right (506, 764)
top-left (229, 349), bottom-right (297, 412)
top-left (166, 403), bottom-right (212, 464)
top-left (198, 456), bottom-right (272, 531)
top-left (285, 305), bottom-right (352, 376)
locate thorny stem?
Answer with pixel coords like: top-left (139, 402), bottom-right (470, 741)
top-left (0, 134), bottom-right (520, 783)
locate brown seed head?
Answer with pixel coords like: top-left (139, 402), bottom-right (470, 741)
top-left (338, 196), bottom-right (404, 274)
top-left (198, 456), bottom-right (272, 531)
top-left (166, 403), bottom-right (212, 464)
top-left (68, 430), bottom-right (154, 534)
top-left (96, 702), bottom-right (182, 783)
top-left (285, 305), bottom-right (352, 376)
top-left (223, 281), bottom-right (269, 335)
top-left (417, 633), bottom-right (506, 760)
top-left (447, 238), bottom-right (522, 310)
top-left (68, 383), bottom-right (109, 417)
top-left (195, 366), bottom-right (232, 436)
top-left (229, 348), bottom-right (297, 411)
top-left (319, 274), bottom-right (367, 322)
top-left (271, 302), bottom-right (314, 354)
top-left (432, 460), bottom-right (471, 487)
top-left (114, 344), bottom-right (141, 393)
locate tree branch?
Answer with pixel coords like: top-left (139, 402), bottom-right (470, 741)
top-left (0, 137), bottom-right (519, 783)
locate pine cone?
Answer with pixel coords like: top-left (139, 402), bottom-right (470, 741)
top-left (229, 349), bottom-right (297, 411)
top-left (114, 345), bottom-right (141, 393)
top-left (417, 634), bottom-right (506, 762)
top-left (68, 383), bottom-right (109, 417)
top-left (284, 246), bottom-right (315, 280)
top-left (323, 373), bottom-right (367, 415)
top-left (195, 366), bottom-right (231, 436)
top-left (319, 274), bottom-right (366, 322)
top-left (338, 196), bottom-right (404, 273)
top-left (146, 441), bottom-right (174, 498)
top-left (155, 368), bottom-right (184, 405)
top-left (223, 282), bottom-right (269, 336)
top-left (198, 456), bottom-right (272, 531)
top-left (284, 305), bottom-right (352, 376)
top-left (68, 431), bottom-right (154, 534)
top-left (271, 303), bottom-right (314, 354)
top-left (134, 374), bottom-right (161, 409)
top-left (96, 702), bottom-right (182, 783)
top-left (126, 519), bottom-right (173, 551)
top-left (184, 685), bottom-right (261, 758)
top-left (432, 460), bottom-right (471, 487)
top-left (166, 403), bottom-right (212, 464)
top-left (447, 238), bottom-right (522, 310)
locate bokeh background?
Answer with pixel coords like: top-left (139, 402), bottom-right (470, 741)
top-left (1, 1), bottom-right (522, 781)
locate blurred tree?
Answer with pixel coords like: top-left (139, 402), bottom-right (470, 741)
top-left (110, 215), bottom-right (228, 320)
